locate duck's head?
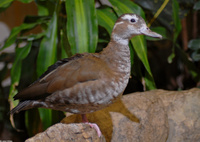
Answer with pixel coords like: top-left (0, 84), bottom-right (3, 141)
top-left (111, 13), bottom-right (162, 45)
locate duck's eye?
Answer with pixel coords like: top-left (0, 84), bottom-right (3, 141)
top-left (130, 19), bottom-right (136, 23)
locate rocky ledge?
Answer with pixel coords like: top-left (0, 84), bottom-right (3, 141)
top-left (26, 88), bottom-right (200, 142)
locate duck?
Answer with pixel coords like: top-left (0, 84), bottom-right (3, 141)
top-left (10, 13), bottom-right (162, 137)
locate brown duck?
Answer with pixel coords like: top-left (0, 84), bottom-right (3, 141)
top-left (10, 13), bottom-right (162, 136)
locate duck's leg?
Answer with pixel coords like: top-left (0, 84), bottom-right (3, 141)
top-left (81, 114), bottom-right (102, 137)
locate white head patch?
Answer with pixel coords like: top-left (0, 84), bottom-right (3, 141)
top-left (121, 14), bottom-right (138, 22)
top-left (113, 21), bottom-right (124, 29)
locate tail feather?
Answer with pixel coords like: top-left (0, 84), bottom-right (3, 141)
top-left (9, 100), bottom-right (32, 115)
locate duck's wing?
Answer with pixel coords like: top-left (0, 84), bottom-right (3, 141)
top-left (14, 53), bottom-right (110, 101)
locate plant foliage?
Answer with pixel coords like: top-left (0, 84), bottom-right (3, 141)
top-left (0, 0), bottom-right (199, 137)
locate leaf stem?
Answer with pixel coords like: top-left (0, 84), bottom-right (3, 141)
top-left (148, 0), bottom-right (169, 27)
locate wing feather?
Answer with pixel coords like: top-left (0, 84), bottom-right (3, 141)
top-left (13, 53), bottom-right (110, 101)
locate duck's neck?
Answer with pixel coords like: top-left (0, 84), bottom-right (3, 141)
top-left (100, 36), bottom-right (131, 75)
top-left (111, 33), bottom-right (129, 46)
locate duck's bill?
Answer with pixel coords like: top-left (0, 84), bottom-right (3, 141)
top-left (140, 28), bottom-right (162, 39)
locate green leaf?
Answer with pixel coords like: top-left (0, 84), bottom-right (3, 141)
top-left (18, 32), bottom-right (45, 41)
top-left (168, 49), bottom-right (175, 63)
top-left (18, 0), bottom-right (33, 3)
top-left (98, 38), bottom-right (109, 43)
top-left (0, 0), bottom-right (14, 13)
top-left (36, 4), bottom-right (49, 16)
top-left (109, 0), bottom-right (156, 89)
top-left (9, 42), bottom-right (32, 110)
top-left (35, 0), bottom-right (56, 16)
top-left (191, 51), bottom-right (200, 61)
top-left (60, 30), bottom-right (71, 58)
top-left (109, 0), bottom-right (145, 18)
top-left (0, 0), bottom-right (13, 8)
top-left (24, 15), bottom-right (50, 24)
top-left (172, 0), bottom-right (181, 42)
top-left (144, 70), bottom-right (156, 90)
top-left (27, 32), bottom-right (45, 41)
top-left (97, 7), bottom-right (117, 35)
top-left (131, 36), bottom-right (147, 71)
top-left (65, 0), bottom-right (98, 54)
top-left (11, 42), bottom-right (32, 84)
top-left (188, 39), bottom-right (200, 50)
top-left (167, 0), bottom-right (181, 64)
top-left (1, 23), bottom-right (39, 51)
top-left (168, 44), bottom-right (176, 64)
top-left (194, 1), bottom-right (200, 10)
top-left (38, 108), bottom-right (52, 130)
top-left (131, 36), bottom-right (156, 89)
top-left (36, 12), bottom-right (58, 76)
top-left (25, 109), bottom-right (41, 136)
top-left (36, 12), bottom-right (57, 131)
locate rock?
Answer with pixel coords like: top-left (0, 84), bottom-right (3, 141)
top-left (25, 123), bottom-right (106, 142)
top-left (26, 88), bottom-right (200, 142)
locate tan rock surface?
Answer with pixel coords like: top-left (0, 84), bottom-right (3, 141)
top-left (26, 88), bottom-right (200, 142)
top-left (25, 123), bottom-right (106, 142)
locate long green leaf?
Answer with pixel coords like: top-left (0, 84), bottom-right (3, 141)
top-left (1, 23), bottom-right (39, 51)
top-left (168, 0), bottom-right (182, 63)
top-left (11, 42), bottom-right (32, 85)
top-left (109, 0), bottom-right (145, 18)
top-left (97, 7), bottom-right (117, 35)
top-left (65, 0), bottom-right (98, 54)
top-left (17, 0), bottom-right (33, 3)
top-left (109, 0), bottom-right (156, 89)
top-left (84, 0), bottom-right (98, 53)
top-left (144, 70), bottom-right (156, 90)
top-left (0, 0), bottom-right (13, 8)
top-left (35, 0), bottom-right (56, 16)
top-left (36, 12), bottom-right (57, 76)
top-left (172, 0), bottom-right (181, 42)
top-left (25, 109), bottom-right (41, 136)
top-left (60, 30), bottom-right (70, 58)
top-left (132, 36), bottom-right (156, 88)
top-left (38, 108), bottom-right (52, 130)
top-left (131, 36), bottom-right (147, 71)
top-left (9, 42), bottom-right (32, 107)
top-left (36, 12), bottom-right (57, 130)
top-left (8, 42), bottom-right (31, 131)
